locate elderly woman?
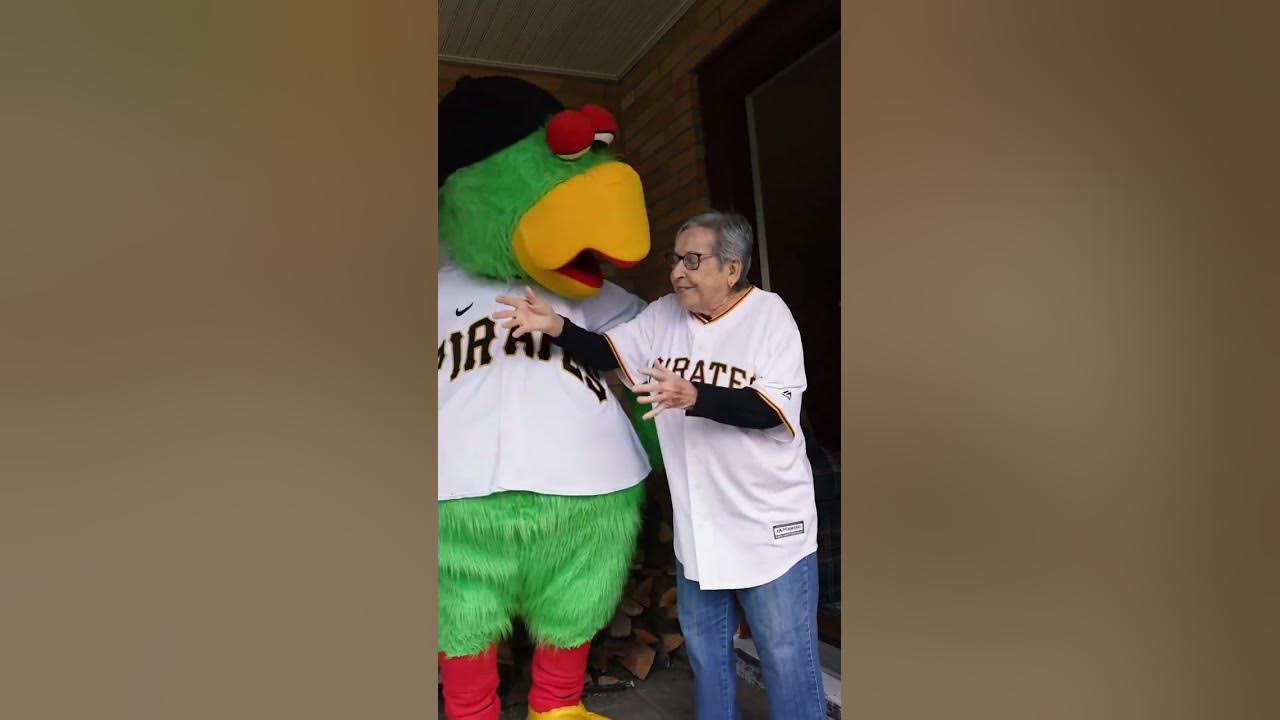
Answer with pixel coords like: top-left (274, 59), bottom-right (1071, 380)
top-left (494, 211), bottom-right (825, 720)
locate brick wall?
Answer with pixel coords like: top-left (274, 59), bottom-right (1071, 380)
top-left (616, 0), bottom-right (773, 299)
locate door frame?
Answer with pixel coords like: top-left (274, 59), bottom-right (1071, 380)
top-left (695, 0), bottom-right (840, 288)
top-left (695, 0), bottom-right (841, 647)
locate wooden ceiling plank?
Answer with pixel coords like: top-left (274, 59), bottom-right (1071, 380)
top-left (516, 0), bottom-right (560, 66)
top-left (437, 0), bottom-right (463, 55)
top-left (500, 0), bottom-right (545, 65)
top-left (615, 0), bottom-right (697, 79)
top-left (523, 0), bottom-right (577, 69)
top-left (603, 2), bottom-right (653, 74)
top-left (566, 1), bottom-right (631, 78)
top-left (454, 2), bottom-right (481, 58)
top-left (458, 0), bottom-right (500, 59)
top-left (472, 0), bottom-right (518, 60)
top-left (440, 0), bottom-right (693, 80)
top-left (544, 2), bottom-right (594, 70)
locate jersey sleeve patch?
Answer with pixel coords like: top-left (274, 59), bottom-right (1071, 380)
top-left (751, 387), bottom-right (796, 438)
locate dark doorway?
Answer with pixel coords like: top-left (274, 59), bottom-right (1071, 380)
top-left (696, 0), bottom-right (841, 646)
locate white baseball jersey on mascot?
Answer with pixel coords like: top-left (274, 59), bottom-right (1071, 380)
top-left (602, 286), bottom-right (817, 590)
top-left (438, 259), bottom-right (650, 500)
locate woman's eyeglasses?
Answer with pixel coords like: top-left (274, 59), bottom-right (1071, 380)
top-left (664, 251), bottom-right (716, 270)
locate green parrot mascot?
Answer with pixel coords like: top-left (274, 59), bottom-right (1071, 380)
top-left (437, 75), bottom-right (661, 720)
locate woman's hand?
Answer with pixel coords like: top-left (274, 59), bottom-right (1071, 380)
top-left (494, 287), bottom-right (564, 338)
top-left (633, 361), bottom-right (698, 420)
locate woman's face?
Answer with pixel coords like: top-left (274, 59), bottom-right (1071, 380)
top-left (669, 226), bottom-right (739, 313)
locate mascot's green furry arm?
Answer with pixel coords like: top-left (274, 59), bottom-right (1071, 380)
top-left (436, 76), bottom-right (659, 720)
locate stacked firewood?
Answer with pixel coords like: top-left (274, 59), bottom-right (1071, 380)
top-left (584, 528), bottom-right (686, 687)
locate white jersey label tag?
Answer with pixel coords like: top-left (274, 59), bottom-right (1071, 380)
top-left (773, 521), bottom-right (805, 540)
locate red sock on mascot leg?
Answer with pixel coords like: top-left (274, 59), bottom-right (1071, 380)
top-left (528, 643), bottom-right (591, 713)
top-left (439, 648), bottom-right (501, 720)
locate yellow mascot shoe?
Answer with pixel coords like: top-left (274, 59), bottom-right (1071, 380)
top-left (525, 703), bottom-right (609, 720)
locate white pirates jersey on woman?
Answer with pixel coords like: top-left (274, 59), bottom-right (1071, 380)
top-left (438, 261), bottom-right (650, 501)
top-left (602, 287), bottom-right (817, 590)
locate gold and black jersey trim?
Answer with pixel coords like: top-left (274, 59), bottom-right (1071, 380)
top-left (601, 331), bottom-right (636, 387)
top-left (751, 387), bottom-right (795, 438)
top-left (689, 286), bottom-right (756, 325)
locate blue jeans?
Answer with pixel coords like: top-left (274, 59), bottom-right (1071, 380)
top-left (676, 553), bottom-right (826, 720)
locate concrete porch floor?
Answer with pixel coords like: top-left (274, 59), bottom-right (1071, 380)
top-left (437, 656), bottom-right (772, 719)
top-left (524, 659), bottom-right (771, 719)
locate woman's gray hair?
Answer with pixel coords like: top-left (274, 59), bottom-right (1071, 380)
top-left (677, 210), bottom-right (754, 290)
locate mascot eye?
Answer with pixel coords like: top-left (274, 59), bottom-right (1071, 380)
top-left (546, 110), bottom-right (594, 160)
top-left (580, 104), bottom-right (618, 146)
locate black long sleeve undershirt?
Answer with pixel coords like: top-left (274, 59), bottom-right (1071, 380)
top-left (554, 316), bottom-right (619, 369)
top-left (554, 317), bottom-right (782, 430)
top-left (685, 383), bottom-right (782, 429)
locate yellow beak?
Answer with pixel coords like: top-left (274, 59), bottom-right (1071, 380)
top-left (512, 162), bottom-right (650, 299)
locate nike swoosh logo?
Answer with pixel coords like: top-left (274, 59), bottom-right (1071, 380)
top-left (455, 302), bottom-right (473, 317)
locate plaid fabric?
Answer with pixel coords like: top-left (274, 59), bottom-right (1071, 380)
top-left (808, 441), bottom-right (841, 612)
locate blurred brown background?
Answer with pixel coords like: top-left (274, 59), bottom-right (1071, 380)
top-left (1, 2), bottom-right (439, 718)
top-left (841, 2), bottom-right (1278, 719)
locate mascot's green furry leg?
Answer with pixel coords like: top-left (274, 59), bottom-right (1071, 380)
top-left (439, 484), bottom-right (644, 653)
top-left (439, 484), bottom-right (644, 720)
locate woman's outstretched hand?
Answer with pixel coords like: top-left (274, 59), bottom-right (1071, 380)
top-left (633, 361), bottom-right (698, 420)
top-left (493, 286), bottom-right (564, 338)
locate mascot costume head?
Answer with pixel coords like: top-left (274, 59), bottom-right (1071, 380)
top-left (439, 75), bottom-right (648, 295)
top-left (437, 75), bottom-right (660, 720)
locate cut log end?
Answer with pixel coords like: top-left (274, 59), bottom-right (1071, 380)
top-left (619, 642), bottom-right (657, 681)
top-left (632, 577), bottom-right (656, 607)
top-left (619, 597), bottom-right (645, 617)
top-left (609, 610), bottom-right (632, 638)
top-left (661, 633), bottom-right (684, 653)
top-left (658, 522), bottom-right (674, 543)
